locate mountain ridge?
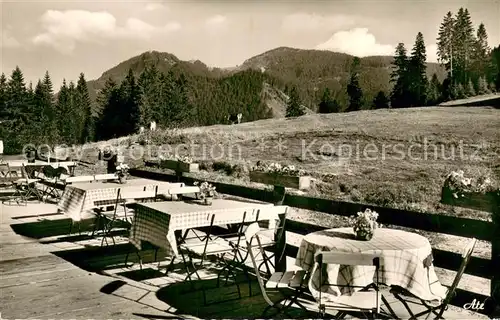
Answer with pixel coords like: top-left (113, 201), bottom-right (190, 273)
top-left (86, 46), bottom-right (446, 115)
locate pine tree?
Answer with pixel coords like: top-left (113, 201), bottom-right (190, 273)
top-left (5, 67), bottom-right (31, 151)
top-left (0, 73), bottom-right (7, 120)
top-left (157, 71), bottom-right (175, 126)
top-left (390, 43), bottom-right (410, 108)
top-left (318, 88), bottom-right (340, 113)
top-left (76, 73), bottom-right (94, 143)
top-left (452, 8), bottom-right (476, 85)
top-left (41, 71), bottom-right (59, 145)
top-left (426, 74), bottom-right (442, 105)
top-left (489, 46), bottom-right (500, 91)
top-left (56, 80), bottom-right (72, 143)
top-left (456, 83), bottom-right (466, 99)
top-left (465, 78), bottom-right (476, 96)
top-left (120, 69), bottom-right (141, 135)
top-left (472, 23), bottom-right (490, 84)
top-left (476, 76), bottom-right (490, 94)
top-left (346, 57), bottom-right (363, 112)
top-left (437, 11), bottom-right (456, 78)
top-left (408, 32), bottom-right (428, 106)
top-left (372, 91), bottom-right (389, 109)
top-left (138, 65), bottom-right (161, 126)
top-left (286, 86), bottom-right (304, 117)
top-left (96, 78), bottom-right (123, 140)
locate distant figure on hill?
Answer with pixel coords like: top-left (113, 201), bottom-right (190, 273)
top-left (139, 126), bottom-right (145, 134)
top-left (227, 113), bottom-right (242, 124)
top-left (150, 121), bottom-right (156, 131)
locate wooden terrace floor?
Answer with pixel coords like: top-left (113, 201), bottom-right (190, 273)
top-left (0, 201), bottom-right (490, 319)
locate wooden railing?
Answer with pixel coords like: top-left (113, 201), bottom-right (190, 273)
top-left (130, 168), bottom-right (498, 315)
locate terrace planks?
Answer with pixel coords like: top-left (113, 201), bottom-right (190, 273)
top-left (0, 201), bottom-right (491, 319)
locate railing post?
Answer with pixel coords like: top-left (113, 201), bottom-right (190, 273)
top-left (273, 185), bottom-right (287, 272)
top-left (490, 194), bottom-right (500, 316)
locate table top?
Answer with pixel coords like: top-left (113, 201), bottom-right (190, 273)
top-left (137, 198), bottom-right (273, 215)
top-left (70, 178), bottom-right (171, 191)
top-left (6, 160), bottom-right (77, 167)
top-left (303, 227), bottom-right (431, 252)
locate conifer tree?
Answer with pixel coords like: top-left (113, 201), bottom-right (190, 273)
top-left (372, 91), bottom-right (389, 109)
top-left (120, 69), bottom-right (141, 135)
top-left (346, 57), bottom-right (363, 112)
top-left (476, 76), bottom-right (490, 94)
top-left (465, 79), bottom-right (476, 96)
top-left (426, 74), bottom-right (442, 105)
top-left (138, 65), bottom-right (161, 126)
top-left (452, 8), bottom-right (476, 84)
top-left (437, 11), bottom-right (456, 79)
top-left (318, 88), bottom-right (340, 113)
top-left (286, 86), bottom-right (304, 117)
top-left (76, 73), bottom-right (94, 143)
top-left (472, 23), bottom-right (490, 84)
top-left (390, 43), bottom-right (410, 108)
top-left (408, 32), bottom-right (428, 106)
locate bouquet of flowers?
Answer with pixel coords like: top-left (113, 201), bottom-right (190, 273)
top-left (444, 170), bottom-right (495, 198)
top-left (350, 209), bottom-right (379, 240)
top-left (176, 155), bottom-right (193, 164)
top-left (194, 181), bottom-right (217, 200)
top-left (116, 163), bottom-right (130, 177)
top-left (253, 162), bottom-right (306, 176)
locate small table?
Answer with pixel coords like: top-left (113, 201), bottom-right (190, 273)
top-left (296, 227), bottom-right (447, 303)
top-left (57, 178), bottom-right (172, 221)
top-left (129, 199), bottom-right (276, 257)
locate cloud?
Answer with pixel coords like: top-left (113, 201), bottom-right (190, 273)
top-left (316, 28), bottom-right (394, 57)
top-left (144, 3), bottom-right (169, 11)
top-left (32, 10), bottom-right (181, 54)
top-left (426, 44), bottom-right (439, 63)
top-left (1, 29), bottom-right (20, 48)
top-left (205, 14), bottom-right (227, 27)
top-left (281, 13), bottom-right (356, 32)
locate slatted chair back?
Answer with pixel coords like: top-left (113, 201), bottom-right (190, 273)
top-left (246, 221), bottom-right (311, 316)
top-left (246, 223), bottom-right (275, 306)
top-left (443, 238), bottom-right (477, 305)
top-left (315, 251), bottom-right (383, 315)
top-left (0, 163), bottom-right (13, 183)
top-left (251, 205), bottom-right (289, 268)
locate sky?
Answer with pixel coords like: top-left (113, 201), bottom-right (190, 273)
top-left (1, 0), bottom-right (499, 88)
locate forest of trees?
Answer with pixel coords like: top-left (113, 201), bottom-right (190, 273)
top-left (317, 7), bottom-right (499, 114)
top-left (1, 7), bottom-right (498, 154)
top-left (0, 66), bottom-right (273, 154)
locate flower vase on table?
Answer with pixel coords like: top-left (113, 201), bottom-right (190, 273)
top-left (116, 163), bottom-right (130, 184)
top-left (194, 181), bottom-right (217, 206)
top-left (351, 209), bottom-right (379, 241)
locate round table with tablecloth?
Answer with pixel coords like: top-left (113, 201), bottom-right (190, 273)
top-left (295, 227), bottom-right (447, 303)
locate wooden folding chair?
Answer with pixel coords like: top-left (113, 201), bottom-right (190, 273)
top-left (99, 186), bottom-right (158, 246)
top-left (229, 206), bottom-right (288, 272)
top-left (315, 251), bottom-right (383, 319)
top-left (39, 165), bottom-right (65, 202)
top-left (7, 164), bottom-right (43, 205)
top-left (179, 213), bottom-right (244, 305)
top-left (246, 222), bottom-right (311, 318)
top-left (390, 238), bottom-right (477, 319)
